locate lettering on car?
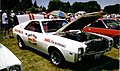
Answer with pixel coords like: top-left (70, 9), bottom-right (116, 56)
top-left (44, 38), bottom-right (66, 48)
top-left (15, 29), bottom-right (23, 34)
top-left (27, 34), bottom-right (37, 45)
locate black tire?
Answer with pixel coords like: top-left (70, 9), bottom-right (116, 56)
top-left (50, 50), bottom-right (65, 67)
top-left (114, 37), bottom-right (120, 49)
top-left (17, 36), bottom-right (25, 49)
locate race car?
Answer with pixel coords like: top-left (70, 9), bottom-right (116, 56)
top-left (13, 12), bottom-right (113, 67)
top-left (0, 43), bottom-right (22, 71)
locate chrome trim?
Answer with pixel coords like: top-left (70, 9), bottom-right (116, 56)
top-left (84, 47), bottom-right (112, 55)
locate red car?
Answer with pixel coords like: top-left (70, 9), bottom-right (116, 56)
top-left (83, 18), bottom-right (120, 48)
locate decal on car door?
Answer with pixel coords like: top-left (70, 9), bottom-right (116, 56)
top-left (27, 34), bottom-right (37, 45)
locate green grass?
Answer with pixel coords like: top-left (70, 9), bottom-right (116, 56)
top-left (0, 30), bottom-right (119, 71)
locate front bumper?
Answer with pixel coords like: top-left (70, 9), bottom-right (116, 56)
top-left (75, 46), bottom-right (112, 62)
top-left (84, 46), bottom-right (112, 55)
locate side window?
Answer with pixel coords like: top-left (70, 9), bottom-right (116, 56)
top-left (25, 21), bottom-right (42, 33)
top-left (90, 20), bottom-right (105, 28)
top-left (42, 20), bottom-right (68, 32)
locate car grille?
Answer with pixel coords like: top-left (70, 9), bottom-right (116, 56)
top-left (85, 39), bottom-right (109, 54)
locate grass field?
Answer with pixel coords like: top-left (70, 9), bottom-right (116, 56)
top-left (0, 30), bottom-right (119, 71)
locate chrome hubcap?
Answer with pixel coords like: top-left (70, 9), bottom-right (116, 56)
top-left (18, 39), bottom-right (22, 48)
top-left (51, 51), bottom-right (61, 65)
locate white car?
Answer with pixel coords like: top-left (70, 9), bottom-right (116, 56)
top-left (13, 12), bottom-right (113, 67)
top-left (0, 43), bottom-right (22, 71)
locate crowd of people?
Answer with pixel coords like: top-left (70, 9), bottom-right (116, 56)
top-left (1, 9), bottom-right (120, 39)
top-left (1, 9), bottom-right (44, 39)
top-left (1, 10), bottom-right (18, 38)
top-left (0, 10), bottom-right (76, 39)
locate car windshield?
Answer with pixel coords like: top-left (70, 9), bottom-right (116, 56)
top-left (42, 20), bottom-right (68, 33)
top-left (103, 19), bottom-right (120, 28)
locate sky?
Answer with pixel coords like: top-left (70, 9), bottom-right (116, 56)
top-left (32, 0), bottom-right (120, 9)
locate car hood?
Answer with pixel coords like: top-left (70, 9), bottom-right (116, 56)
top-left (56, 12), bottom-right (104, 34)
top-left (0, 43), bottom-right (21, 70)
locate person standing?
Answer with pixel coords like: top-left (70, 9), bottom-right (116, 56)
top-left (10, 10), bottom-right (15, 27)
top-left (2, 10), bottom-right (10, 38)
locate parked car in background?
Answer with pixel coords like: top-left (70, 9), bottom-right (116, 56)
top-left (115, 15), bottom-right (120, 22)
top-left (116, 15), bottom-right (120, 18)
top-left (0, 43), bottom-right (22, 71)
top-left (83, 18), bottom-right (120, 48)
top-left (13, 12), bottom-right (113, 67)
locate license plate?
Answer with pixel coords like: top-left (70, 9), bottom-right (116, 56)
top-left (95, 54), bottom-right (101, 60)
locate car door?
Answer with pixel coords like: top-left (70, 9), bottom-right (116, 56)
top-left (23, 21), bottom-right (45, 51)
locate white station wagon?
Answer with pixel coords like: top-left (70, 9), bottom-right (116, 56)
top-left (0, 43), bottom-right (22, 71)
top-left (13, 12), bottom-right (113, 67)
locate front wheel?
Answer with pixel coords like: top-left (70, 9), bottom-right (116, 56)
top-left (17, 36), bottom-right (25, 49)
top-left (50, 50), bottom-right (65, 67)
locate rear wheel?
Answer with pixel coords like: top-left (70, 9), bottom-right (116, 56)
top-left (50, 50), bottom-right (65, 67)
top-left (17, 36), bottom-right (25, 49)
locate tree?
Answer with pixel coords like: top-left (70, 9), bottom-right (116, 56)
top-left (42, 6), bottom-right (47, 12)
top-left (85, 1), bottom-right (101, 12)
top-left (72, 2), bottom-right (85, 13)
top-left (48, 1), bottom-right (72, 13)
top-left (60, 2), bottom-right (72, 13)
top-left (48, 0), bottom-right (62, 12)
top-left (27, 0), bottom-right (33, 8)
top-left (30, 5), bottom-right (36, 13)
top-left (104, 4), bottom-right (120, 14)
top-left (71, 1), bottom-right (101, 13)
top-left (1, 0), bottom-right (19, 10)
top-left (114, 4), bottom-right (120, 14)
top-left (34, 0), bottom-right (38, 8)
top-left (1, 0), bottom-right (33, 11)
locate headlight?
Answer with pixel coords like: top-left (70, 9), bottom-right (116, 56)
top-left (9, 65), bottom-right (21, 71)
top-left (78, 48), bottom-right (84, 55)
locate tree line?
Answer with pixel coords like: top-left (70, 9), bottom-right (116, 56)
top-left (1, 0), bottom-right (120, 14)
